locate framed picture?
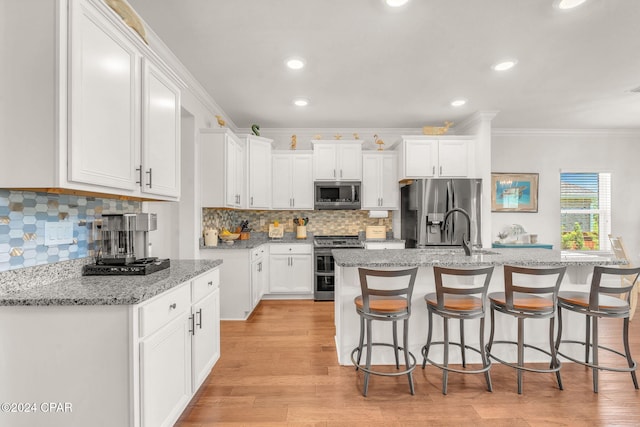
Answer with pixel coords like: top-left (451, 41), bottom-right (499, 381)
top-left (491, 173), bottom-right (539, 212)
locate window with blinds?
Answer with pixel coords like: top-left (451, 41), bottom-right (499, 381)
top-left (560, 172), bottom-right (611, 251)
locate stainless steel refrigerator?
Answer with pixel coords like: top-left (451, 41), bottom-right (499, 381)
top-left (401, 179), bottom-right (482, 249)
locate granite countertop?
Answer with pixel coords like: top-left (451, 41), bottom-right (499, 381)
top-left (0, 259), bottom-right (223, 306)
top-left (332, 247), bottom-right (626, 268)
top-left (200, 232), bottom-right (315, 250)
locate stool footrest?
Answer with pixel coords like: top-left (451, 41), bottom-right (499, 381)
top-left (351, 343), bottom-right (417, 377)
top-left (557, 340), bottom-right (638, 373)
top-left (486, 340), bottom-right (562, 374)
top-left (422, 342), bottom-right (491, 374)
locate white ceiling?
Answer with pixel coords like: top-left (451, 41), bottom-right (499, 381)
top-left (128, 0), bottom-right (640, 130)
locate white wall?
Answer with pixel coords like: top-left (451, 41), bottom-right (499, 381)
top-left (491, 130), bottom-right (640, 264)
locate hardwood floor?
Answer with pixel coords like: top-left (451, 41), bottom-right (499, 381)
top-left (177, 300), bottom-right (640, 426)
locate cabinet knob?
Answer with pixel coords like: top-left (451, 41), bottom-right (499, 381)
top-left (169, 303), bottom-right (177, 310)
top-left (207, 281), bottom-right (213, 286)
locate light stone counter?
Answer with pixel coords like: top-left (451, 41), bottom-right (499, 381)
top-left (200, 232), bottom-right (314, 250)
top-left (333, 248), bottom-right (624, 366)
top-left (0, 259), bottom-right (222, 306)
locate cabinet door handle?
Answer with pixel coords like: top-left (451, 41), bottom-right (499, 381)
top-left (340, 169), bottom-right (343, 178)
top-left (380, 197), bottom-right (383, 206)
top-left (169, 303), bottom-right (177, 310)
top-left (290, 198), bottom-right (293, 207)
top-left (333, 169), bottom-right (336, 178)
top-left (440, 166), bottom-right (443, 175)
top-left (146, 168), bottom-right (153, 188)
top-left (432, 166), bottom-right (435, 175)
top-left (189, 314), bottom-right (195, 335)
top-left (292, 198), bottom-right (295, 207)
top-left (196, 309), bottom-right (203, 329)
top-left (136, 165), bottom-right (142, 187)
top-left (251, 196), bottom-right (254, 206)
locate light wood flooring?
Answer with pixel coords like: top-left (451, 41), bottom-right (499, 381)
top-left (177, 300), bottom-right (640, 426)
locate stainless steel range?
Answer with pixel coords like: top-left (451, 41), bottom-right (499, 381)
top-left (314, 235), bottom-right (364, 301)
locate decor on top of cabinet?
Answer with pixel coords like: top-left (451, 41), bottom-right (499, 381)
top-left (374, 134), bottom-right (385, 151)
top-left (334, 134), bottom-right (342, 140)
top-left (422, 121), bottom-right (453, 135)
top-left (491, 173), bottom-right (539, 212)
top-left (313, 134), bottom-right (322, 140)
top-left (251, 124), bottom-right (260, 136)
top-left (104, 0), bottom-right (148, 43)
top-left (215, 115), bottom-right (226, 127)
top-left (353, 133), bottom-right (360, 140)
top-left (291, 134), bottom-right (297, 150)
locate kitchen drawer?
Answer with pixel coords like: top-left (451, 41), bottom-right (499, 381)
top-left (139, 283), bottom-right (190, 338)
top-left (192, 268), bottom-right (220, 303)
top-left (269, 244), bottom-right (312, 255)
top-left (251, 245), bottom-right (267, 260)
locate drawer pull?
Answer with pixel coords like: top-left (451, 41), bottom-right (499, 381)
top-left (169, 303), bottom-right (177, 310)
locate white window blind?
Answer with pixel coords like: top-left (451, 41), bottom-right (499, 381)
top-left (560, 172), bottom-right (611, 251)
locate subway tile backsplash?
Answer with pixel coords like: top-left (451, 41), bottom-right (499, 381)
top-left (202, 208), bottom-right (392, 236)
top-left (0, 189), bottom-right (140, 272)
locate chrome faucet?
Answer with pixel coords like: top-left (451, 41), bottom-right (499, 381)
top-left (442, 208), bottom-right (472, 256)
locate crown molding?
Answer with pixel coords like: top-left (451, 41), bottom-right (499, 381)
top-left (492, 128), bottom-right (640, 137)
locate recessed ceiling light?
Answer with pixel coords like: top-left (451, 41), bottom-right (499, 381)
top-left (492, 60), bottom-right (518, 71)
top-left (451, 99), bottom-right (467, 107)
top-left (553, 0), bottom-right (588, 10)
top-left (386, 0), bottom-right (409, 7)
top-left (293, 98), bottom-right (309, 107)
top-left (286, 58), bottom-right (305, 70)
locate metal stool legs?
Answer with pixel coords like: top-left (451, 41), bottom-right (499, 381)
top-left (422, 311), bottom-right (492, 395)
top-left (352, 317), bottom-right (416, 397)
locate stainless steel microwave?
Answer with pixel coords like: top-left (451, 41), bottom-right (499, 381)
top-left (314, 182), bottom-right (361, 210)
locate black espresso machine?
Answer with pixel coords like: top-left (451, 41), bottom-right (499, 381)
top-left (82, 213), bottom-right (170, 275)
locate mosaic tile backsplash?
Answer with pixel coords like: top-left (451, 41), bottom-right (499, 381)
top-left (202, 209), bottom-right (393, 236)
top-left (0, 189), bottom-right (141, 272)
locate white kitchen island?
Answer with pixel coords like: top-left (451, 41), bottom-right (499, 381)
top-left (333, 248), bottom-right (625, 366)
top-left (0, 259), bottom-right (222, 427)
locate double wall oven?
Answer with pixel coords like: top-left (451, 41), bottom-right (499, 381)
top-left (314, 235), bottom-right (363, 301)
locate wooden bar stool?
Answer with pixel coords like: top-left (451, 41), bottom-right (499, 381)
top-left (421, 265), bottom-right (494, 394)
top-left (556, 265), bottom-right (640, 392)
top-left (351, 267), bottom-right (418, 397)
top-left (486, 265), bottom-right (566, 394)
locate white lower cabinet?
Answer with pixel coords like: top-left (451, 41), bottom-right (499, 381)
top-left (138, 267), bottom-right (221, 427)
top-left (140, 312), bottom-right (192, 427)
top-left (0, 266), bottom-right (221, 427)
top-left (191, 269), bottom-right (221, 391)
top-left (200, 245), bottom-right (266, 319)
top-left (269, 244), bottom-right (313, 294)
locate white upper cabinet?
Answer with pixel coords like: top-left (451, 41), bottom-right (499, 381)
top-left (312, 141), bottom-right (363, 181)
top-left (68, 0), bottom-right (141, 192)
top-left (0, 0), bottom-right (183, 201)
top-left (362, 152), bottom-right (399, 210)
top-left (246, 136), bottom-right (273, 209)
top-left (140, 58), bottom-right (181, 198)
top-left (272, 151), bottom-right (314, 210)
top-left (201, 128), bottom-right (245, 208)
top-left (398, 136), bottom-right (474, 179)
